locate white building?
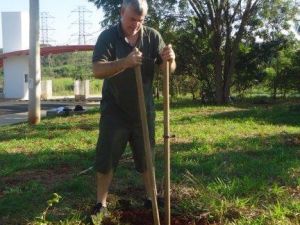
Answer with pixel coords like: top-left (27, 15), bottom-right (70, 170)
top-left (1, 11), bottom-right (29, 100)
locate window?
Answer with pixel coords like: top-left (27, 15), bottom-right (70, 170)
top-left (24, 74), bottom-right (28, 83)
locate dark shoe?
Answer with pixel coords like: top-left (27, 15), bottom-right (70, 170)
top-left (91, 203), bottom-right (109, 217)
top-left (144, 197), bottom-right (164, 209)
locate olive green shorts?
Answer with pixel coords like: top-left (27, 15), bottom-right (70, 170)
top-left (95, 113), bottom-right (155, 174)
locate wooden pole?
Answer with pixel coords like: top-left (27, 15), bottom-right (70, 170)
top-left (163, 61), bottom-right (171, 225)
top-left (134, 66), bottom-right (161, 225)
top-left (28, 0), bottom-right (41, 124)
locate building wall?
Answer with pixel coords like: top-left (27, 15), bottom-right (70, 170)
top-left (1, 12), bottom-right (29, 53)
top-left (3, 56), bottom-right (29, 99)
top-left (2, 12), bottom-right (29, 99)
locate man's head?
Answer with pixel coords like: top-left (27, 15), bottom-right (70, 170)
top-left (122, 0), bottom-right (148, 15)
top-left (121, 0), bottom-right (148, 37)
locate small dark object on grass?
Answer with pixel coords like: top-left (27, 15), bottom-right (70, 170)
top-left (74, 105), bottom-right (84, 111)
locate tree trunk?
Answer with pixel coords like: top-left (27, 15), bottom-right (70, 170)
top-left (212, 33), bottom-right (224, 104)
top-left (214, 60), bottom-right (223, 104)
top-left (223, 16), bottom-right (233, 104)
top-left (192, 92), bottom-right (196, 100)
top-left (156, 87), bottom-right (160, 100)
top-left (273, 80), bottom-right (277, 100)
top-left (223, 43), bottom-right (239, 103)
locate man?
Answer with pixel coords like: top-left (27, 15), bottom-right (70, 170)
top-left (92, 0), bottom-right (176, 215)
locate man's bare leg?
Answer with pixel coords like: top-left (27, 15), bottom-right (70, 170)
top-left (96, 170), bottom-right (113, 207)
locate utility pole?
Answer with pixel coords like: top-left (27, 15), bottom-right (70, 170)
top-left (28, 0), bottom-right (41, 125)
top-left (40, 12), bottom-right (55, 46)
top-left (71, 6), bottom-right (92, 45)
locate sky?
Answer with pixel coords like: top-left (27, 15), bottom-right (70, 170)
top-left (0, 0), bottom-right (104, 48)
top-left (0, 1), bottom-right (299, 49)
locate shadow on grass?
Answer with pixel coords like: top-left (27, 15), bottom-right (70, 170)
top-left (209, 104), bottom-right (300, 127)
top-left (154, 97), bottom-right (300, 128)
top-left (155, 96), bottom-right (300, 111)
top-left (169, 133), bottom-right (300, 196)
top-left (170, 103), bottom-right (300, 127)
top-left (155, 98), bottom-right (204, 111)
top-left (0, 148), bottom-right (95, 176)
top-left (171, 106), bottom-right (300, 127)
top-left (0, 148), bottom-right (95, 224)
top-left (0, 113), bottom-right (100, 142)
top-left (0, 130), bottom-right (299, 224)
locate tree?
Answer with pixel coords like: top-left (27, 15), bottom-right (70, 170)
top-left (88, 0), bottom-right (192, 99)
top-left (233, 39), bottom-right (286, 96)
top-left (41, 52), bottom-right (93, 79)
top-left (88, 0), bottom-right (183, 30)
top-left (233, 42), bottom-right (263, 95)
top-left (187, 0), bottom-right (299, 103)
top-left (289, 48), bottom-right (300, 93)
top-left (88, 0), bottom-right (299, 103)
top-left (174, 17), bottom-right (215, 101)
top-left (269, 40), bottom-right (300, 98)
top-left (233, 35), bottom-right (300, 98)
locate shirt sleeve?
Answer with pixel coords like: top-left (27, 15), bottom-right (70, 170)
top-left (154, 30), bottom-right (165, 65)
top-left (92, 29), bottom-right (115, 63)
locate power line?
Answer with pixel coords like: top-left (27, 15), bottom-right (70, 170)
top-left (86, 28), bottom-right (103, 43)
top-left (40, 12), bottom-right (55, 46)
top-left (71, 6), bottom-right (92, 45)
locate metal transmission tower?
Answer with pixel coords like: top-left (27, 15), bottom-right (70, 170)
top-left (71, 6), bottom-right (92, 45)
top-left (40, 12), bottom-right (55, 45)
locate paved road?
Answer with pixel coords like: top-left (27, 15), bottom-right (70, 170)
top-left (0, 101), bottom-right (78, 115)
top-left (0, 100), bottom-right (100, 126)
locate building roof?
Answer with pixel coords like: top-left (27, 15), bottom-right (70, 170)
top-left (0, 45), bottom-right (94, 68)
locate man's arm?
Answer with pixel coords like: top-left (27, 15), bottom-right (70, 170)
top-left (93, 59), bottom-right (127, 79)
top-left (93, 48), bottom-right (143, 79)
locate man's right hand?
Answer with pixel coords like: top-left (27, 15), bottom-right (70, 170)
top-left (124, 48), bottom-right (143, 68)
top-left (93, 48), bottom-right (143, 79)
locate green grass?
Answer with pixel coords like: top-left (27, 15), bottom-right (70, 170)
top-left (0, 99), bottom-right (299, 224)
top-left (234, 84), bottom-right (300, 99)
top-left (42, 77), bottom-right (103, 96)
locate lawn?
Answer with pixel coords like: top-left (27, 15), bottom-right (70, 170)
top-left (0, 98), bottom-right (299, 225)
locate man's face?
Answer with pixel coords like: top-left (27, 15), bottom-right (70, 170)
top-left (121, 5), bottom-right (146, 37)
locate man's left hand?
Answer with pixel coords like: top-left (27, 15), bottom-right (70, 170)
top-left (160, 44), bottom-right (176, 62)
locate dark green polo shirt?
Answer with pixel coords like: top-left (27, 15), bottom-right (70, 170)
top-left (92, 23), bottom-right (165, 122)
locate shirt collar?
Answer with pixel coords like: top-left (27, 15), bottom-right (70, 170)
top-left (117, 22), bottom-right (146, 48)
top-left (117, 22), bottom-right (125, 38)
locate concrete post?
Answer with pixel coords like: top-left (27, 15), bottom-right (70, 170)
top-left (41, 80), bottom-right (52, 100)
top-left (74, 80), bottom-right (81, 101)
top-left (83, 80), bottom-right (90, 99)
top-left (74, 80), bottom-right (90, 101)
top-left (28, 0), bottom-right (41, 124)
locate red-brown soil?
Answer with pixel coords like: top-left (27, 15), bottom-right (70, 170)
top-left (102, 209), bottom-right (215, 225)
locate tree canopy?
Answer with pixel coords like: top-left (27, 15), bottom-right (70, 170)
top-left (88, 0), bottom-right (300, 102)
